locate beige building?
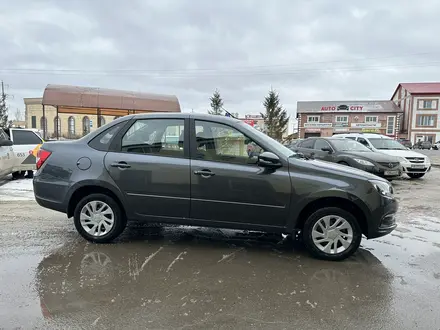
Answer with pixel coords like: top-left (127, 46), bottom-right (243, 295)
top-left (24, 98), bottom-right (117, 139)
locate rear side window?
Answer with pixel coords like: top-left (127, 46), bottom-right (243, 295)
top-left (11, 130), bottom-right (42, 145)
top-left (121, 119), bottom-right (185, 158)
top-left (299, 139), bottom-right (315, 149)
top-left (89, 123), bottom-right (124, 151)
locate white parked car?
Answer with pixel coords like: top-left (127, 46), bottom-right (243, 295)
top-left (332, 133), bottom-right (431, 179)
top-left (0, 127), bottom-right (44, 180)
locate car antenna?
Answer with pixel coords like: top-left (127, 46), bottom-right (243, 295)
top-left (222, 107), bottom-right (238, 119)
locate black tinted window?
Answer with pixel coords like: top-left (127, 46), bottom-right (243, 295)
top-left (89, 123), bottom-right (124, 151)
top-left (299, 139), bottom-right (315, 149)
top-left (121, 119), bottom-right (185, 158)
top-left (12, 130), bottom-right (42, 145)
top-left (357, 138), bottom-right (370, 147)
top-left (314, 139), bottom-right (331, 150)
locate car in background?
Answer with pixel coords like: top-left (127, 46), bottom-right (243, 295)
top-left (333, 133), bottom-right (430, 179)
top-left (33, 113), bottom-right (398, 261)
top-left (397, 138), bottom-right (412, 149)
top-left (433, 141), bottom-right (440, 150)
top-left (0, 127), bottom-right (44, 180)
top-left (294, 137), bottom-right (402, 179)
top-left (285, 139), bottom-right (303, 150)
top-left (414, 140), bottom-right (432, 150)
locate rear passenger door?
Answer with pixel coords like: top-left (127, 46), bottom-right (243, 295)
top-left (104, 118), bottom-right (191, 221)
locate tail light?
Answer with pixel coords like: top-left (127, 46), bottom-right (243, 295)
top-left (36, 149), bottom-right (52, 170)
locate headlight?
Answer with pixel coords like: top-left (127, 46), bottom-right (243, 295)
top-left (426, 157), bottom-right (431, 164)
top-left (398, 157), bottom-right (407, 163)
top-left (354, 158), bottom-right (374, 166)
top-left (370, 179), bottom-right (393, 197)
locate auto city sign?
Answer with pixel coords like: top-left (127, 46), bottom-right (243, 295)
top-left (321, 104), bottom-right (364, 111)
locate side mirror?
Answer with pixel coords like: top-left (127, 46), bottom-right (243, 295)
top-left (321, 146), bottom-right (333, 153)
top-left (0, 139), bottom-right (13, 147)
top-left (257, 151), bottom-right (282, 169)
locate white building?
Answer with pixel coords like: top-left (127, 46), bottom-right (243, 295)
top-left (392, 83), bottom-right (440, 144)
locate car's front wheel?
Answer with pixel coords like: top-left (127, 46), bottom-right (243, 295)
top-left (407, 173), bottom-right (425, 179)
top-left (73, 193), bottom-right (126, 243)
top-left (302, 207), bottom-right (362, 261)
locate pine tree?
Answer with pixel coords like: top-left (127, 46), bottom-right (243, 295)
top-left (261, 89), bottom-right (289, 140)
top-left (208, 89), bottom-right (224, 115)
top-left (0, 81), bottom-right (9, 129)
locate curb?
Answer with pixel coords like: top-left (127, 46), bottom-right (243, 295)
top-left (432, 163), bottom-right (440, 168)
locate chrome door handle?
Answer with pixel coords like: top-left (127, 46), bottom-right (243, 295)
top-left (193, 169), bottom-right (215, 177)
top-left (110, 162), bottom-right (131, 169)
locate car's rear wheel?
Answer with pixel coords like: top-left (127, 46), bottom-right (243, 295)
top-left (73, 193), bottom-right (126, 243)
top-left (302, 207), bottom-right (362, 261)
top-left (407, 173), bottom-right (425, 179)
top-left (11, 171), bottom-right (25, 180)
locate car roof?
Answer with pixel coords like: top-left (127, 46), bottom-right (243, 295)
top-left (333, 133), bottom-right (392, 139)
top-left (128, 112), bottom-right (242, 124)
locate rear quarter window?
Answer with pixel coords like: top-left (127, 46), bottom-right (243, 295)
top-left (11, 130), bottom-right (42, 145)
top-left (88, 123), bottom-right (124, 151)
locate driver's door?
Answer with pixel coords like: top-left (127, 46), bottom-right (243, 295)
top-left (311, 139), bottom-right (335, 162)
top-left (189, 119), bottom-right (291, 228)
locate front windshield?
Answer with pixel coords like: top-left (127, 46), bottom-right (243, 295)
top-left (369, 138), bottom-right (407, 150)
top-left (239, 122), bottom-right (295, 158)
top-left (331, 139), bottom-right (371, 152)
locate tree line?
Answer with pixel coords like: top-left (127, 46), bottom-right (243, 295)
top-left (208, 88), bottom-right (289, 141)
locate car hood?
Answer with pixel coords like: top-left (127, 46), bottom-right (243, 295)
top-left (340, 151), bottom-right (400, 162)
top-left (375, 149), bottom-right (428, 159)
top-left (292, 158), bottom-right (385, 181)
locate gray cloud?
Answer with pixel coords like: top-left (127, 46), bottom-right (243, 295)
top-left (1, 0), bottom-right (440, 119)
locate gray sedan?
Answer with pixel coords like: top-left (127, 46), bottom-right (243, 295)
top-left (294, 137), bottom-right (402, 179)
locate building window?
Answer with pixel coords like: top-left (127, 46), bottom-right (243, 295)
top-left (365, 116), bottom-right (378, 123)
top-left (386, 116), bottom-right (395, 135)
top-left (54, 116), bottom-right (61, 137)
top-left (31, 116), bottom-right (37, 128)
top-left (82, 116), bottom-right (90, 135)
top-left (418, 99), bottom-right (437, 110)
top-left (335, 116), bottom-right (348, 123)
top-left (307, 116), bottom-right (319, 122)
top-left (68, 116), bottom-right (75, 137)
top-left (99, 116), bottom-right (106, 126)
top-left (416, 115), bottom-right (436, 127)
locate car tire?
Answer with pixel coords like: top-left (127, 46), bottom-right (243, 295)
top-left (407, 173), bottom-right (425, 179)
top-left (11, 171), bottom-right (25, 180)
top-left (73, 193), bottom-right (126, 243)
top-left (302, 207), bottom-right (362, 261)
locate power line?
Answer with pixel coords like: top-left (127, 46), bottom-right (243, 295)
top-left (0, 52), bottom-right (438, 76)
top-left (1, 60), bottom-right (439, 78)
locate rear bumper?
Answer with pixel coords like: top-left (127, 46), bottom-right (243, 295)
top-left (34, 195), bottom-right (67, 214)
top-left (367, 196), bottom-right (398, 239)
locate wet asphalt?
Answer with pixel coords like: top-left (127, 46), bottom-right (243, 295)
top-left (1, 171), bottom-right (440, 329)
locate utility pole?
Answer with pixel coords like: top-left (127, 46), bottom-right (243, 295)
top-left (0, 80), bottom-right (9, 128)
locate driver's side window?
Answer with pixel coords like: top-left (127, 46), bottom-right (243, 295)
top-left (121, 119), bottom-right (185, 158)
top-left (194, 120), bottom-right (264, 165)
top-left (357, 138), bottom-right (370, 148)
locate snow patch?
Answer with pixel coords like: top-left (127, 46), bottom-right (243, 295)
top-left (0, 178), bottom-right (34, 202)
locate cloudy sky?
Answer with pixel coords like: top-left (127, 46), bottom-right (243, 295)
top-left (1, 0), bottom-right (440, 120)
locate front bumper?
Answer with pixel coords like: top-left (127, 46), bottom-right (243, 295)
top-left (356, 164), bottom-right (402, 178)
top-left (367, 195), bottom-right (398, 239)
top-left (400, 162), bottom-right (431, 174)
